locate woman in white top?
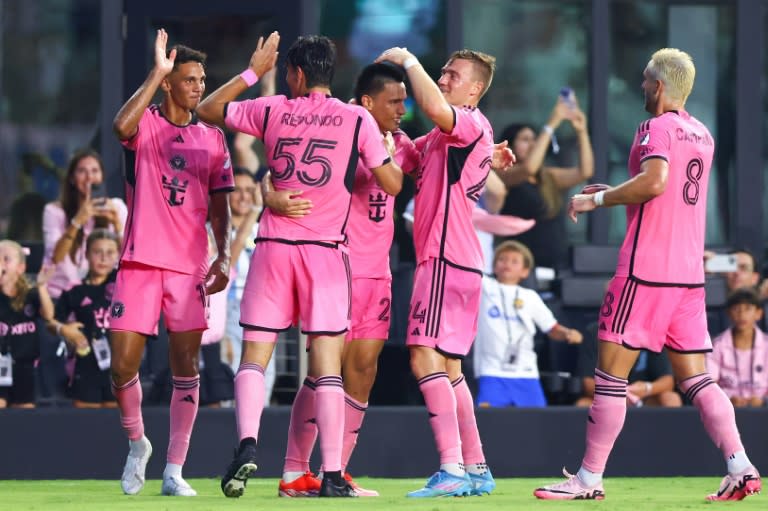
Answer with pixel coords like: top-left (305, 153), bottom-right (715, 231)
top-left (42, 149), bottom-right (127, 299)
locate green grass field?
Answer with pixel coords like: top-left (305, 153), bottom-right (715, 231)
top-left (0, 477), bottom-right (762, 511)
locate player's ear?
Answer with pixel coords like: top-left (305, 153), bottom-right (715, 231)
top-left (360, 95), bottom-right (374, 111)
top-left (160, 76), bottom-right (172, 93)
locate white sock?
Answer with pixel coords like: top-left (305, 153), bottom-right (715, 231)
top-left (282, 471), bottom-right (305, 483)
top-left (465, 463), bottom-right (488, 476)
top-left (440, 463), bottom-right (465, 477)
top-left (727, 451), bottom-right (752, 474)
top-left (577, 466), bottom-right (602, 487)
top-left (164, 463), bottom-right (182, 479)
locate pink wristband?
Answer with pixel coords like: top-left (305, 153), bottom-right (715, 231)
top-left (239, 68), bottom-right (259, 87)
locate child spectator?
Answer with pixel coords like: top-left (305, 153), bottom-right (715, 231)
top-left (49, 229), bottom-right (119, 408)
top-left (474, 240), bottom-right (582, 407)
top-left (707, 288), bottom-right (768, 408)
top-left (0, 240), bottom-right (55, 408)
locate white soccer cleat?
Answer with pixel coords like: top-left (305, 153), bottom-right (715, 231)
top-left (161, 475), bottom-right (198, 497)
top-left (121, 436), bottom-right (152, 495)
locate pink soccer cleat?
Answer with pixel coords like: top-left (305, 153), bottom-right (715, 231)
top-left (344, 472), bottom-right (379, 497)
top-left (534, 468), bottom-right (605, 500)
top-left (706, 466), bottom-right (761, 501)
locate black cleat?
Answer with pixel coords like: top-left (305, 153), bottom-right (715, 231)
top-left (319, 471), bottom-right (358, 497)
top-left (221, 440), bottom-right (258, 498)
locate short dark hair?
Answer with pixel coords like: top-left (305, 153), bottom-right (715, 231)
top-left (726, 287), bottom-right (762, 309)
top-left (353, 63), bottom-right (405, 105)
top-left (168, 44), bottom-right (207, 70)
top-left (286, 35), bottom-right (336, 88)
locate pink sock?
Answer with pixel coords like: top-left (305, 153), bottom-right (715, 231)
top-left (679, 373), bottom-right (745, 458)
top-left (452, 375), bottom-right (484, 465)
top-left (235, 363), bottom-right (266, 441)
top-left (582, 369), bottom-right (628, 474)
top-left (112, 374), bottom-right (144, 441)
top-left (418, 372), bottom-right (461, 465)
top-left (284, 377), bottom-right (318, 473)
top-left (167, 375), bottom-right (200, 465)
top-left (315, 375), bottom-right (344, 472)
top-left (341, 393), bottom-right (368, 471)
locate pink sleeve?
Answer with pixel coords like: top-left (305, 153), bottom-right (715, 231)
top-left (42, 203), bottom-right (66, 262)
top-left (448, 106), bottom-right (483, 145)
top-left (209, 131), bottom-right (235, 193)
top-left (394, 132), bottom-right (420, 174)
top-left (357, 110), bottom-right (391, 170)
top-left (120, 108), bottom-right (153, 151)
top-left (414, 135), bottom-right (428, 152)
top-left (638, 118), bottom-right (672, 163)
top-left (225, 97), bottom-right (278, 138)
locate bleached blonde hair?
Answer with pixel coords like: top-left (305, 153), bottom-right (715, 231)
top-left (647, 48), bottom-right (695, 105)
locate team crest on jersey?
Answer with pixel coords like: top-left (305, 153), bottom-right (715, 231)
top-left (368, 192), bottom-right (387, 222)
top-left (111, 302), bottom-right (125, 319)
top-left (169, 154), bottom-right (187, 171)
top-left (162, 175), bottom-right (189, 207)
top-left (640, 133), bottom-right (650, 145)
top-left (0, 322), bottom-right (8, 336)
top-left (24, 304), bottom-right (34, 317)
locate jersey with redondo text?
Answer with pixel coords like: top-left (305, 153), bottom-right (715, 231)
top-left (347, 130), bottom-right (419, 279)
top-left (224, 92), bottom-right (392, 244)
top-left (120, 105), bottom-right (234, 276)
top-left (411, 106), bottom-right (494, 273)
top-left (616, 110), bottom-right (714, 286)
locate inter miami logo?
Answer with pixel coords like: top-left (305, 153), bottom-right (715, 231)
top-left (111, 302), bottom-right (125, 319)
top-left (169, 154), bottom-right (187, 171)
top-left (368, 192), bottom-right (387, 222)
top-left (162, 175), bottom-right (189, 207)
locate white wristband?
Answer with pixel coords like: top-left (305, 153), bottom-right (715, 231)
top-left (542, 125), bottom-right (559, 154)
top-left (593, 190), bottom-right (605, 207)
top-left (403, 56), bottom-right (420, 70)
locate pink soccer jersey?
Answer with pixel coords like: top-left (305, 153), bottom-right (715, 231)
top-left (347, 130), bottom-right (419, 279)
top-left (120, 105), bottom-right (234, 276)
top-left (225, 92), bottom-right (391, 243)
top-left (410, 106), bottom-right (494, 272)
top-left (615, 111), bottom-right (714, 285)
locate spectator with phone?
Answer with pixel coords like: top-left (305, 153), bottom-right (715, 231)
top-left (493, 89), bottom-right (594, 270)
top-left (706, 248), bottom-right (767, 335)
top-left (42, 149), bottom-right (127, 299)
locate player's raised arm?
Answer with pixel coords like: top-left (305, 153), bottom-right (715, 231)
top-left (113, 29), bottom-right (176, 140)
top-left (197, 31), bottom-right (280, 128)
top-left (376, 47), bottom-right (455, 133)
top-left (369, 131), bottom-right (404, 196)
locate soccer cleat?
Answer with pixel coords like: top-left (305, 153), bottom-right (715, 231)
top-left (161, 475), bottom-right (197, 497)
top-left (319, 472), bottom-right (358, 497)
top-left (278, 472), bottom-right (321, 497)
top-left (706, 466), bottom-right (761, 501)
top-left (468, 469), bottom-right (496, 496)
top-left (344, 472), bottom-right (379, 497)
top-left (406, 470), bottom-right (474, 498)
top-left (120, 436), bottom-right (152, 495)
top-left (220, 443), bottom-right (258, 498)
top-left (533, 468), bottom-right (605, 500)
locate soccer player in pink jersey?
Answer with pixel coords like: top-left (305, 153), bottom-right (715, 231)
top-left (534, 48), bottom-right (761, 502)
top-left (276, 62), bottom-right (420, 498)
top-left (196, 33), bottom-right (403, 498)
top-left (375, 47), bottom-right (509, 498)
top-left (110, 29), bottom-right (233, 497)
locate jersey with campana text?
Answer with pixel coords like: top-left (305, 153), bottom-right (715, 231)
top-left (616, 110), bottom-right (714, 286)
top-left (347, 130), bottom-right (419, 279)
top-left (120, 105), bottom-right (234, 276)
top-left (224, 92), bottom-right (391, 243)
top-left (411, 106), bottom-right (494, 272)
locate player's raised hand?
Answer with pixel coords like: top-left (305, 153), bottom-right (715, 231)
top-left (205, 255), bottom-right (230, 295)
top-left (154, 29), bottom-right (176, 76)
top-left (375, 47), bottom-right (414, 67)
top-left (249, 31), bottom-right (280, 77)
top-left (383, 131), bottom-right (396, 158)
top-left (491, 140), bottom-right (516, 170)
top-left (567, 193), bottom-right (598, 223)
